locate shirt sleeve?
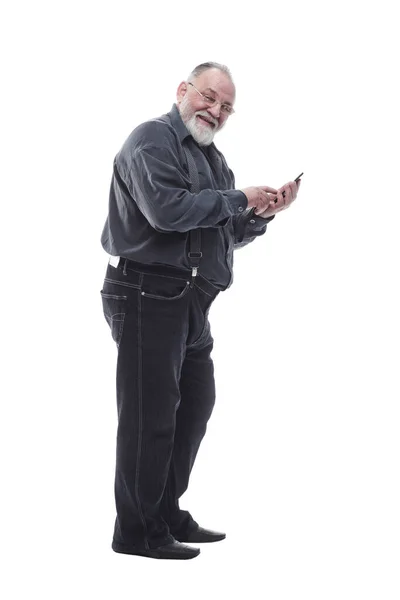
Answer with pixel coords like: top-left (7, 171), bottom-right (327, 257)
top-left (226, 167), bottom-right (275, 250)
top-left (115, 144), bottom-right (248, 234)
top-left (232, 210), bottom-right (275, 249)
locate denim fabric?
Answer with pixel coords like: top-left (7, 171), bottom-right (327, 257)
top-left (101, 258), bottom-right (220, 551)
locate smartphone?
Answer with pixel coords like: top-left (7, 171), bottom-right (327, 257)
top-left (294, 172), bottom-right (304, 183)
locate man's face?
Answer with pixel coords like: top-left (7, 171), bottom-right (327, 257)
top-left (176, 68), bottom-right (236, 146)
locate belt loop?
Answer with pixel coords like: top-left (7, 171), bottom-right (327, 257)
top-left (123, 258), bottom-right (128, 276)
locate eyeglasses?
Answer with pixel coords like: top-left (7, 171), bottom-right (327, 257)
top-left (187, 82), bottom-right (235, 115)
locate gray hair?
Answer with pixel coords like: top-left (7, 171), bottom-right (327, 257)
top-left (187, 62), bottom-right (234, 85)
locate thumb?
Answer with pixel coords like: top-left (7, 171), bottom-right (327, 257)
top-left (260, 185), bottom-right (278, 194)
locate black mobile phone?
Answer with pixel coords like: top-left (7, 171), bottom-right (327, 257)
top-left (294, 172), bottom-right (304, 183)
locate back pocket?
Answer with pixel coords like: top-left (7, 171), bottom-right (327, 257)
top-left (100, 290), bottom-right (128, 347)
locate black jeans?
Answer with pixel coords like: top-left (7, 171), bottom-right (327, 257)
top-left (100, 258), bottom-right (221, 551)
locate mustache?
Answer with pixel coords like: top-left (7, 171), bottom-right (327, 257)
top-left (195, 112), bottom-right (217, 128)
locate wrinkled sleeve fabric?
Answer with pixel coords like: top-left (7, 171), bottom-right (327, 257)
top-left (116, 144), bottom-right (248, 234)
top-left (233, 210), bottom-right (275, 250)
top-left (228, 168), bottom-right (275, 250)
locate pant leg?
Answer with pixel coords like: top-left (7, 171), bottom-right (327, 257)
top-left (101, 264), bottom-right (192, 551)
top-left (160, 309), bottom-right (216, 538)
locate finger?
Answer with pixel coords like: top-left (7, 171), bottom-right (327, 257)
top-left (280, 185), bottom-right (290, 203)
top-left (275, 190), bottom-right (284, 205)
top-left (286, 182), bottom-right (296, 202)
top-left (261, 186), bottom-right (278, 194)
top-left (266, 193), bottom-right (277, 205)
top-left (290, 181), bottom-right (298, 201)
top-left (265, 190), bottom-right (277, 206)
top-left (282, 182), bottom-right (296, 198)
top-left (281, 184), bottom-right (288, 199)
top-left (287, 182), bottom-right (296, 202)
top-left (256, 194), bottom-right (269, 214)
top-left (255, 205), bottom-right (269, 216)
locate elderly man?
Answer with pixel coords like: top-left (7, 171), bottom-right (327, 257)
top-left (100, 61), bottom-right (300, 560)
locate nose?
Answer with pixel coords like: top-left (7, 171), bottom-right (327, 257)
top-left (207, 103), bottom-right (221, 120)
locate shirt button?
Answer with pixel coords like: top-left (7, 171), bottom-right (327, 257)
top-left (238, 206), bottom-right (244, 212)
top-left (250, 219), bottom-right (255, 224)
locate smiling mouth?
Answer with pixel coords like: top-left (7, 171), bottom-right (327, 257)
top-left (197, 115), bottom-right (215, 128)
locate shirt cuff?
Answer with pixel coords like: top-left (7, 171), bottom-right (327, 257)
top-left (249, 213), bottom-right (276, 227)
top-left (223, 189), bottom-right (249, 214)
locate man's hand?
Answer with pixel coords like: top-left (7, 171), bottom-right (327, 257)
top-left (240, 186), bottom-right (279, 214)
top-left (254, 179), bottom-right (301, 218)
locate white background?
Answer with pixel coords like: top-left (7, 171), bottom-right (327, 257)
top-left (1, 0), bottom-right (399, 598)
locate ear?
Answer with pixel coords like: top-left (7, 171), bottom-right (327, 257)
top-left (176, 81), bottom-right (188, 104)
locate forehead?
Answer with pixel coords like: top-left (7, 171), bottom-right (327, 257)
top-left (195, 68), bottom-right (236, 103)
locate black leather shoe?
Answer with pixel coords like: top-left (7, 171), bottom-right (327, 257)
top-left (175, 526), bottom-right (226, 543)
top-left (112, 540), bottom-right (200, 559)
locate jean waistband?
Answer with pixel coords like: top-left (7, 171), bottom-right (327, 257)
top-left (111, 257), bottom-right (221, 299)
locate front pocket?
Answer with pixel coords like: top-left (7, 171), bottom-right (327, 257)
top-left (100, 290), bottom-right (128, 346)
top-left (140, 274), bottom-right (191, 301)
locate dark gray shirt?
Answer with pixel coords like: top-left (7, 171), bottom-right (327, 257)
top-left (101, 103), bottom-right (274, 290)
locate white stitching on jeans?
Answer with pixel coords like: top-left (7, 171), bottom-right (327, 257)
top-left (101, 292), bottom-right (128, 300)
top-left (116, 315), bottom-right (125, 347)
top-left (104, 277), bottom-right (141, 289)
top-left (141, 282), bottom-right (191, 301)
top-left (108, 312), bottom-right (125, 321)
top-left (136, 277), bottom-right (150, 548)
top-left (104, 313), bottom-right (126, 346)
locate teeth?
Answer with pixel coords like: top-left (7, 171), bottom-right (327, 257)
top-left (199, 116), bottom-right (213, 125)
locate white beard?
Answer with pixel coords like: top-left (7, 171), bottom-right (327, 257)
top-left (178, 95), bottom-right (223, 146)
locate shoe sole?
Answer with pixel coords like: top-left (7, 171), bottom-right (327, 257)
top-left (177, 534), bottom-right (226, 543)
top-left (112, 542), bottom-right (200, 560)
